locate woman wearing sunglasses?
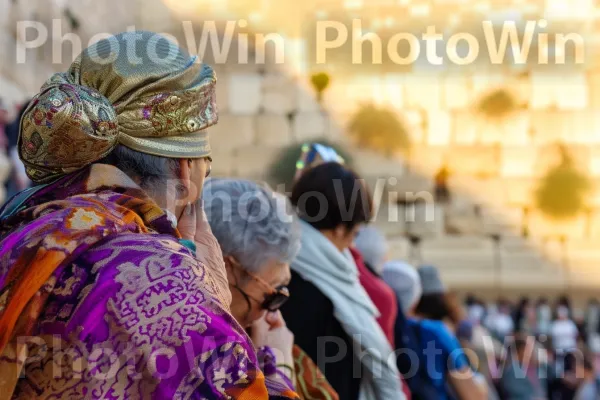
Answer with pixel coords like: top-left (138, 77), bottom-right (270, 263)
top-left (0, 32), bottom-right (300, 399)
top-left (203, 178), bottom-right (340, 400)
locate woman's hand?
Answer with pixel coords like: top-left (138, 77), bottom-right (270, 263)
top-left (252, 311), bottom-right (295, 369)
top-left (177, 200), bottom-right (215, 243)
top-left (177, 200), bottom-right (232, 307)
top-left (177, 202), bottom-right (196, 241)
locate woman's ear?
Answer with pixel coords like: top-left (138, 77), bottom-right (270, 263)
top-left (334, 224), bottom-right (347, 240)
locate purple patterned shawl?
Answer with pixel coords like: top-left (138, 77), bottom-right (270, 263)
top-left (0, 164), bottom-right (297, 399)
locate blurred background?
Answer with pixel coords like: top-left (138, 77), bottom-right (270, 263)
top-left (2, 0), bottom-right (600, 303)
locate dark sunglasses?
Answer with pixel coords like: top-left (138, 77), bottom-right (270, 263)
top-left (261, 286), bottom-right (290, 312)
top-left (228, 257), bottom-right (290, 312)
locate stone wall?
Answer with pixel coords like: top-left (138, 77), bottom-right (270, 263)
top-left (3, 1), bottom-right (600, 290)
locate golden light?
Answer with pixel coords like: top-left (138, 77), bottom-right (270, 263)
top-left (161, 0), bottom-right (211, 16)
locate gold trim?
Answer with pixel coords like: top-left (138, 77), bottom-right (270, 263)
top-left (118, 132), bottom-right (212, 159)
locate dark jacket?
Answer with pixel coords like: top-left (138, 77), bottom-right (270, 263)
top-left (281, 270), bottom-right (362, 400)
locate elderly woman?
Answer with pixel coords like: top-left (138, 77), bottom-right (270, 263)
top-left (203, 178), bottom-right (339, 400)
top-left (280, 162), bottom-right (404, 400)
top-left (0, 32), bottom-right (297, 399)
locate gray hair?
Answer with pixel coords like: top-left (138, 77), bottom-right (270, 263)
top-left (383, 261), bottom-right (422, 314)
top-left (354, 226), bottom-right (388, 275)
top-left (100, 145), bottom-right (182, 202)
top-left (203, 178), bottom-right (301, 273)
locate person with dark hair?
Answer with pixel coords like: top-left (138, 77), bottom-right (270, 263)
top-left (574, 351), bottom-right (599, 400)
top-left (281, 162), bottom-right (404, 400)
top-left (434, 165), bottom-right (451, 204)
top-left (0, 32), bottom-right (298, 399)
top-left (557, 295), bottom-right (573, 318)
top-left (3, 100), bottom-right (31, 198)
top-left (514, 297), bottom-right (535, 335)
top-left (414, 266), bottom-right (465, 330)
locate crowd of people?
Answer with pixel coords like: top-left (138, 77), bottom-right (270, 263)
top-left (462, 295), bottom-right (600, 399)
top-left (0, 98), bottom-right (30, 200)
top-left (0, 31), bottom-right (597, 400)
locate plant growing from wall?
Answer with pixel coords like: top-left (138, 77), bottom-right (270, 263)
top-left (535, 144), bottom-right (591, 220)
top-left (310, 72), bottom-right (330, 104)
top-left (268, 138), bottom-right (353, 188)
top-left (476, 88), bottom-right (519, 120)
top-left (348, 104), bottom-right (410, 157)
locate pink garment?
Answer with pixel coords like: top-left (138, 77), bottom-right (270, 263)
top-left (350, 247), bottom-right (412, 400)
top-left (0, 123), bottom-right (6, 149)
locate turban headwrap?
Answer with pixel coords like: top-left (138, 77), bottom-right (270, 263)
top-left (19, 31), bottom-right (218, 183)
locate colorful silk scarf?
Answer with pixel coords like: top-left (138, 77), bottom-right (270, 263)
top-left (0, 164), bottom-right (297, 399)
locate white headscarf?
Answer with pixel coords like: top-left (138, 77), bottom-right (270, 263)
top-left (382, 261), bottom-right (422, 314)
top-left (354, 226), bottom-right (388, 275)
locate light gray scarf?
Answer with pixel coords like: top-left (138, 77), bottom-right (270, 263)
top-left (291, 221), bottom-right (404, 400)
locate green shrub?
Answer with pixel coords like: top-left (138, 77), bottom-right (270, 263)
top-left (310, 72), bottom-right (331, 103)
top-left (268, 139), bottom-right (353, 188)
top-left (348, 104), bottom-right (410, 157)
top-left (535, 145), bottom-right (591, 220)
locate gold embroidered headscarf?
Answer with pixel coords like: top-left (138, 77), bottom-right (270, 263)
top-left (19, 31), bottom-right (218, 183)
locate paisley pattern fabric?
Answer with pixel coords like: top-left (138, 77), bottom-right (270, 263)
top-left (293, 346), bottom-right (339, 400)
top-left (0, 164), bottom-right (298, 399)
top-left (19, 31), bottom-right (217, 184)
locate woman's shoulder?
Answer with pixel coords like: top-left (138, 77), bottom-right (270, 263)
top-left (281, 270), bottom-right (335, 323)
top-left (83, 232), bottom-right (232, 314)
top-left (287, 270), bottom-right (333, 304)
top-left (418, 318), bottom-right (450, 332)
top-left (417, 319), bottom-right (463, 348)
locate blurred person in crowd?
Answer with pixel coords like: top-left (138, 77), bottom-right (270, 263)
top-left (203, 178), bottom-right (339, 400)
top-left (4, 100), bottom-right (31, 198)
top-left (574, 351), bottom-right (599, 400)
top-left (447, 292), bottom-right (468, 330)
top-left (280, 162), bottom-right (404, 400)
top-left (0, 32), bottom-right (299, 398)
top-left (0, 100), bottom-right (8, 148)
top-left (353, 227), bottom-right (397, 344)
top-left (556, 296), bottom-right (573, 319)
top-left (456, 320), bottom-right (501, 400)
top-left (584, 299), bottom-right (600, 353)
top-left (354, 225), bottom-right (388, 277)
top-left (537, 297), bottom-right (553, 339)
top-left (514, 297), bottom-right (536, 335)
top-left (499, 336), bottom-right (548, 400)
top-left (551, 306), bottom-right (579, 353)
top-left (0, 100), bottom-right (10, 202)
top-left (384, 262), bottom-right (487, 400)
top-left (466, 295), bottom-right (486, 325)
top-left (486, 299), bottom-right (515, 340)
top-left (513, 297), bottom-right (528, 332)
top-left (414, 265), bottom-right (465, 332)
top-left (351, 228), bottom-right (410, 398)
top-left (549, 306), bottom-right (580, 400)
top-left (434, 165), bottom-right (451, 204)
